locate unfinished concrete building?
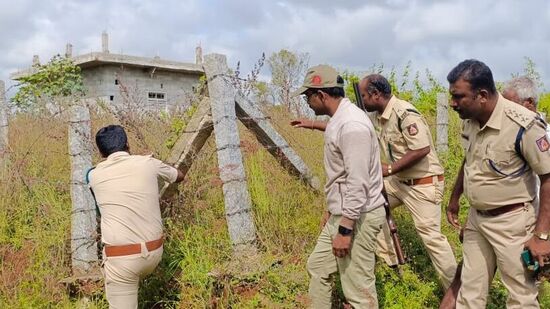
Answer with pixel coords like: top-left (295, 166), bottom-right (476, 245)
top-left (11, 32), bottom-right (204, 113)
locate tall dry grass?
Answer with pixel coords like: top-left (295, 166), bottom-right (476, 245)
top-left (1, 103), bottom-right (549, 308)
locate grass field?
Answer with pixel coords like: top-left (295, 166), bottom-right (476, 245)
top-left (1, 104), bottom-right (549, 308)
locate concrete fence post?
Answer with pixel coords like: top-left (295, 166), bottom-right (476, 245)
top-left (235, 93), bottom-right (321, 191)
top-left (202, 54), bottom-right (257, 251)
top-left (68, 102), bottom-right (99, 276)
top-left (161, 97), bottom-right (213, 197)
top-left (436, 92), bottom-right (449, 153)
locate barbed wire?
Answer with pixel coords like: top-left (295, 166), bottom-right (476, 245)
top-left (1, 65), bottom-right (323, 196)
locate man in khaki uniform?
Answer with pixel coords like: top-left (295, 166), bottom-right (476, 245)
top-left (446, 59), bottom-right (550, 308)
top-left (89, 125), bottom-right (184, 309)
top-left (441, 75), bottom-right (546, 309)
top-left (359, 74), bottom-right (457, 289)
top-left (294, 65), bottom-right (386, 308)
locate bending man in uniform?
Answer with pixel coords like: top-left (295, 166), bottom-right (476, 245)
top-left (295, 65), bottom-right (386, 308)
top-left (446, 59), bottom-right (550, 308)
top-left (89, 125), bottom-right (184, 309)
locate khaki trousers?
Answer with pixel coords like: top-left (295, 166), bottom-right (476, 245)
top-left (376, 176), bottom-right (457, 289)
top-left (456, 205), bottom-right (538, 309)
top-left (102, 245), bottom-right (163, 309)
top-left (307, 207), bottom-right (385, 309)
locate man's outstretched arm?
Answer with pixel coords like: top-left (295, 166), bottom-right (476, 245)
top-left (290, 119), bottom-right (327, 131)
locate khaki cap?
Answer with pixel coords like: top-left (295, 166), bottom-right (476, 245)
top-left (292, 64), bottom-right (344, 97)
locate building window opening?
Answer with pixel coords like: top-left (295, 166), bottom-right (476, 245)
top-left (148, 92), bottom-right (167, 111)
top-left (160, 83), bottom-right (163, 89)
top-left (148, 92), bottom-right (166, 101)
top-left (115, 79), bottom-right (119, 85)
top-left (110, 95), bottom-right (114, 101)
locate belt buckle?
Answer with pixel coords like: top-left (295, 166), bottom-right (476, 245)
top-left (403, 179), bottom-right (414, 186)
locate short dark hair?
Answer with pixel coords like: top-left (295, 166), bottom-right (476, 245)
top-left (364, 74), bottom-right (392, 99)
top-left (95, 125), bottom-right (128, 157)
top-left (447, 59), bottom-right (497, 95)
top-left (318, 75), bottom-right (346, 98)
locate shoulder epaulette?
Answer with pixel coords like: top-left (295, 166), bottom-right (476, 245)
top-left (395, 108), bottom-right (421, 132)
top-left (394, 106), bottom-right (420, 119)
top-left (504, 107), bottom-right (536, 129)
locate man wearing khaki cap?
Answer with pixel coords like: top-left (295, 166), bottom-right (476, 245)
top-left (294, 65), bottom-right (386, 308)
top-left (88, 125), bottom-right (184, 308)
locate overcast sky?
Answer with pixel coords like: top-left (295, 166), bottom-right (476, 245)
top-left (1, 0), bottom-right (549, 96)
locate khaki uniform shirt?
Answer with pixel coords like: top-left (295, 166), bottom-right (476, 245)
top-left (324, 98), bottom-right (386, 220)
top-left (89, 152), bottom-right (178, 245)
top-left (370, 96), bottom-right (444, 179)
top-left (461, 95), bottom-right (550, 210)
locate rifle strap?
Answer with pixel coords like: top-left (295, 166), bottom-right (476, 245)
top-left (85, 167), bottom-right (101, 217)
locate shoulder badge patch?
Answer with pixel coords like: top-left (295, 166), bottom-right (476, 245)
top-left (407, 123), bottom-right (419, 136)
top-left (536, 135), bottom-right (550, 152)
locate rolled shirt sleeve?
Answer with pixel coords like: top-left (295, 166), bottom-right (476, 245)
top-left (522, 121), bottom-right (550, 176)
top-left (152, 157), bottom-right (179, 183)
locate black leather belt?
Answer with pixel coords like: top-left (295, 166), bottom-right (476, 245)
top-left (476, 203), bottom-right (524, 217)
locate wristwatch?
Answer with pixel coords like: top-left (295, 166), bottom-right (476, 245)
top-left (338, 225), bottom-right (353, 236)
top-left (535, 231), bottom-right (549, 241)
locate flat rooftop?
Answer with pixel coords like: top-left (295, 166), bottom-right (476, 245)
top-left (11, 52), bottom-right (204, 80)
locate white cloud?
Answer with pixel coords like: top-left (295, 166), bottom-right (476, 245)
top-left (1, 0), bottom-right (549, 97)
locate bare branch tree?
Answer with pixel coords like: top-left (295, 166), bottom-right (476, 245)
top-left (267, 49), bottom-right (309, 113)
top-left (229, 53), bottom-right (266, 99)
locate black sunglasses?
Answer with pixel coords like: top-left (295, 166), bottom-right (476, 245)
top-left (302, 90), bottom-right (319, 101)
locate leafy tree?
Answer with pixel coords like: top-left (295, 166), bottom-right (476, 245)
top-left (341, 71), bottom-right (360, 104)
top-left (539, 93), bottom-right (550, 120)
top-left (12, 55), bottom-right (85, 111)
top-left (512, 56), bottom-right (544, 91)
top-left (511, 57), bottom-right (549, 120)
top-left (253, 81), bottom-right (270, 105)
top-left (410, 69), bottom-right (446, 116)
top-left (267, 49), bottom-right (309, 111)
top-left (344, 63), bottom-right (444, 116)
